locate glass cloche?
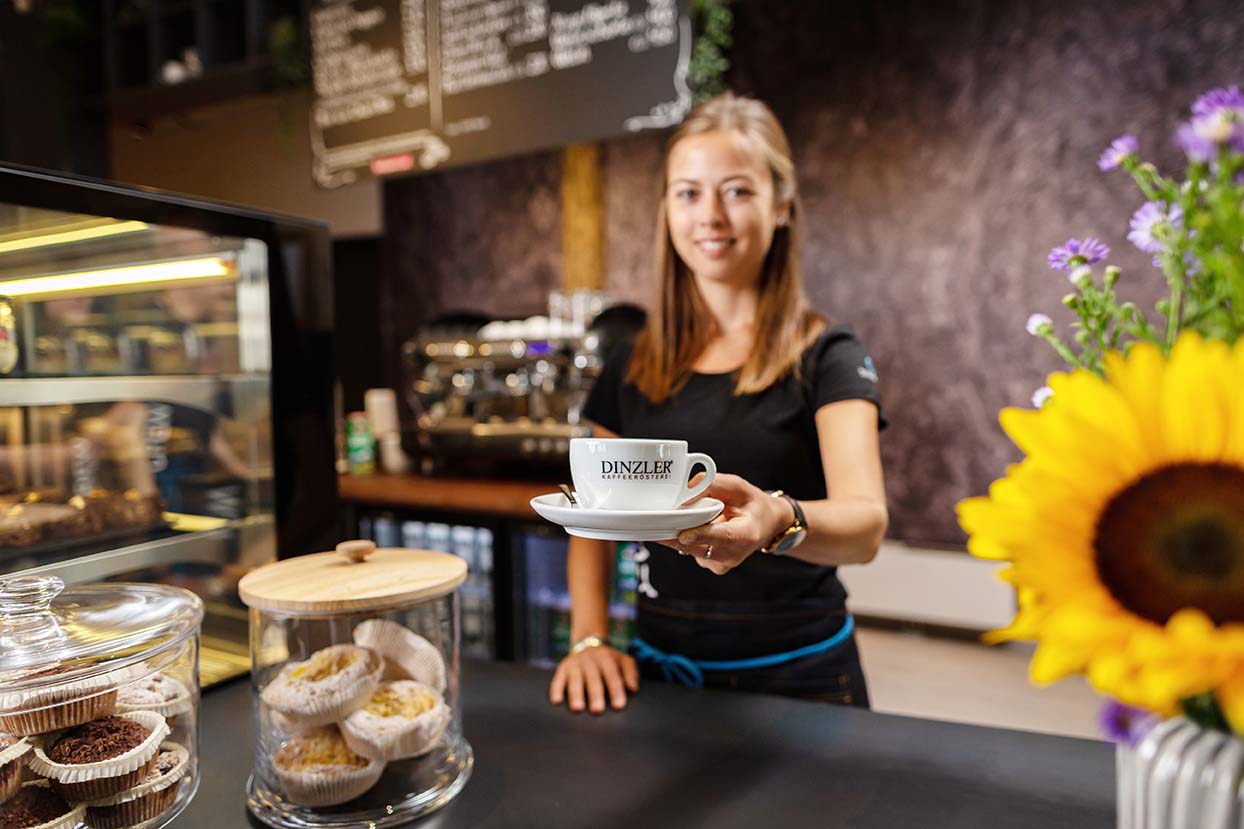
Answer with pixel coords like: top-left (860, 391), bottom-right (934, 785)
top-left (238, 540), bottom-right (472, 828)
top-left (0, 574), bottom-right (204, 828)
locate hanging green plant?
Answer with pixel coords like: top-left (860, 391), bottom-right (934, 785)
top-left (689, 0), bottom-right (732, 102)
top-left (268, 15), bottom-right (310, 153)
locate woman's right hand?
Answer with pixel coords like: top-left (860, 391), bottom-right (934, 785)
top-left (549, 643), bottom-right (639, 713)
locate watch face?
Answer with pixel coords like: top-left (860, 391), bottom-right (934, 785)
top-left (775, 528), bottom-right (807, 554)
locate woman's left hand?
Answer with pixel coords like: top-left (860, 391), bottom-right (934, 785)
top-left (663, 473), bottom-right (793, 575)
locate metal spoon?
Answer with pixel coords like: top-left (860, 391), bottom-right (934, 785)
top-left (558, 483), bottom-right (579, 507)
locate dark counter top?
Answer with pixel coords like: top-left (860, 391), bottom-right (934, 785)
top-left (188, 659), bottom-right (1114, 828)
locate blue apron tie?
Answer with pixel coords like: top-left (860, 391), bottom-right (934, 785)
top-left (630, 614), bottom-right (856, 689)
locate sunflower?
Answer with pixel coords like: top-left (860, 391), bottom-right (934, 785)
top-left (958, 332), bottom-right (1244, 733)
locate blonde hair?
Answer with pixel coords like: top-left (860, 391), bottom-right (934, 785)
top-left (628, 92), bottom-right (825, 403)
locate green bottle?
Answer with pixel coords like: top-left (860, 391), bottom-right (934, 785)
top-left (345, 411), bottom-right (376, 475)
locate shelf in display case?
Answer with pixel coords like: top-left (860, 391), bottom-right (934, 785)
top-left (6, 512), bottom-right (274, 583)
top-left (0, 374), bottom-right (267, 410)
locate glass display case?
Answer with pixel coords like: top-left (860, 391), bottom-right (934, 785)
top-left (0, 162), bottom-right (339, 687)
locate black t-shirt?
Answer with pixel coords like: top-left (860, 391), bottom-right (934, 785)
top-left (582, 323), bottom-right (886, 606)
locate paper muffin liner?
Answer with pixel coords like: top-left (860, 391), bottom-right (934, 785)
top-left (270, 710), bottom-right (317, 738)
top-left (0, 757), bottom-right (21, 806)
top-left (29, 710), bottom-right (171, 793)
top-left (380, 658), bottom-right (410, 682)
top-left (339, 682), bottom-right (451, 762)
top-left (115, 673), bottom-right (193, 722)
top-left (49, 757), bottom-right (156, 803)
top-left (353, 620), bottom-right (447, 693)
top-left (0, 780), bottom-right (86, 829)
top-left (1, 737), bottom-right (31, 806)
top-left (261, 646), bottom-right (383, 728)
top-left (83, 741), bottom-right (189, 827)
top-left (272, 730), bottom-right (385, 807)
top-left (0, 663), bottom-right (145, 712)
top-left (84, 784), bottom-right (180, 829)
top-left (0, 736), bottom-right (32, 768)
top-left (0, 689), bottom-right (118, 737)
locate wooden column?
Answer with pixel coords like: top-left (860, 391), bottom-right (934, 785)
top-left (560, 143), bottom-right (604, 292)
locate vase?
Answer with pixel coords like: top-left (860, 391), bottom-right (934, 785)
top-left (1117, 717), bottom-right (1244, 828)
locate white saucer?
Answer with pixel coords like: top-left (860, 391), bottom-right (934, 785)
top-left (529, 493), bottom-right (725, 541)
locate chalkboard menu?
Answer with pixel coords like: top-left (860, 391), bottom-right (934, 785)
top-left (309, 0), bottom-right (691, 187)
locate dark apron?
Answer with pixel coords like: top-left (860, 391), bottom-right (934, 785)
top-left (633, 595), bottom-right (871, 708)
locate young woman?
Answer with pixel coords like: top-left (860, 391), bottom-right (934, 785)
top-left (549, 92), bottom-right (888, 713)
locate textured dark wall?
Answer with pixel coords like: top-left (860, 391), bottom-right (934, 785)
top-left (381, 0), bottom-right (1242, 546)
top-left (381, 151), bottom-right (562, 384)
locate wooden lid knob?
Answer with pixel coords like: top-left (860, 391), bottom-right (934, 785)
top-left (337, 540), bottom-right (376, 563)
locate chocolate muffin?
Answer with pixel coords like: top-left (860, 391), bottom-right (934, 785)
top-left (29, 711), bottom-right (169, 801)
top-left (84, 742), bottom-right (189, 829)
top-left (0, 664), bottom-right (120, 737)
top-left (0, 782), bottom-right (84, 829)
top-left (47, 715), bottom-right (149, 764)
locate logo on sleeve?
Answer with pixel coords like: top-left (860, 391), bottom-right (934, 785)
top-left (857, 356), bottom-right (879, 383)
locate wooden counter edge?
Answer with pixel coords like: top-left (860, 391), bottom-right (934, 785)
top-left (338, 473), bottom-right (557, 520)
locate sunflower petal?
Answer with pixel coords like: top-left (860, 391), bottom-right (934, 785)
top-left (1046, 370), bottom-right (1148, 464)
top-left (1105, 343), bottom-right (1166, 459)
top-left (1000, 404), bottom-right (1144, 492)
top-left (1159, 333), bottom-right (1233, 461)
top-left (1030, 640), bottom-right (1092, 684)
top-left (1223, 339), bottom-right (1244, 465)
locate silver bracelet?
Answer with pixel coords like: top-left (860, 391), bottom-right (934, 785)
top-left (569, 634), bottom-right (607, 655)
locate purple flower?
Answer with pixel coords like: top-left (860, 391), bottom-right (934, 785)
top-left (1026, 313), bottom-right (1053, 337)
top-left (1098, 135), bottom-right (1139, 171)
top-left (1176, 122), bottom-right (1217, 163)
top-left (1128, 202), bottom-right (1183, 254)
top-left (1192, 112), bottom-right (1244, 150)
top-left (1048, 238), bottom-right (1110, 271)
top-left (1191, 85), bottom-right (1244, 119)
top-left (1176, 87), bottom-right (1244, 162)
top-left (1100, 700), bottom-right (1159, 747)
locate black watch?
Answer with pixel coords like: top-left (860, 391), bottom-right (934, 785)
top-left (760, 490), bottom-right (807, 555)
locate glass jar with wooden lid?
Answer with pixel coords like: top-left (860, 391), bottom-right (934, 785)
top-left (238, 540), bottom-right (471, 828)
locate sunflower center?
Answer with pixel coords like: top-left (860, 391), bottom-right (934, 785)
top-left (1160, 517), bottom-right (1238, 580)
top-left (1094, 463), bottom-right (1244, 625)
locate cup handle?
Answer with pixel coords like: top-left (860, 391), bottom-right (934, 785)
top-left (680, 453), bottom-right (716, 504)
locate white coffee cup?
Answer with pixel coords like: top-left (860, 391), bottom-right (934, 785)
top-left (569, 438), bottom-right (716, 510)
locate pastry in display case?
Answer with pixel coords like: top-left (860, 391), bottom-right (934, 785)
top-left (0, 162), bottom-right (338, 690)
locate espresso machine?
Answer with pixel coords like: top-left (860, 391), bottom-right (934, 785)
top-left (401, 295), bottom-right (645, 474)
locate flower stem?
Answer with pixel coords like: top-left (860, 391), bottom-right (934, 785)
top-left (1042, 332), bottom-right (1085, 371)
